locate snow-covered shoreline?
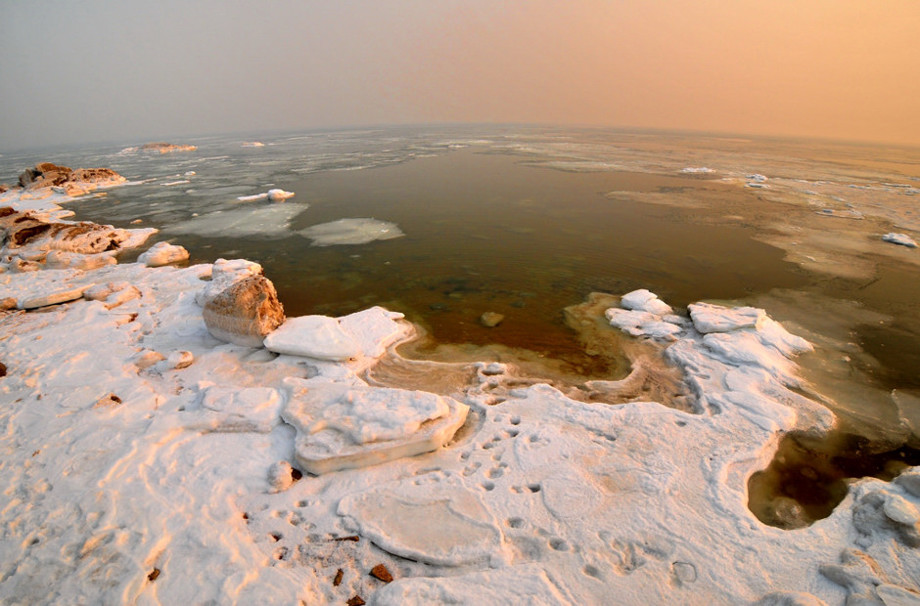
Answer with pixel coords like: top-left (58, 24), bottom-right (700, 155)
top-left (1, 183), bottom-right (919, 604)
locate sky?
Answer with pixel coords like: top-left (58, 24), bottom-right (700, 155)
top-left (1, 0), bottom-right (919, 151)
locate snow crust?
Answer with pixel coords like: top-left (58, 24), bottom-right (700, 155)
top-left (298, 218), bottom-right (404, 246)
top-left (2, 193), bottom-right (919, 605)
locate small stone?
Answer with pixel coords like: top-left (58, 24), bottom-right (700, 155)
top-left (346, 596), bottom-right (365, 606)
top-left (370, 564), bottom-right (393, 583)
top-left (93, 393), bottom-right (123, 408)
top-left (480, 311), bottom-right (505, 328)
top-left (0, 362), bottom-right (6, 377)
top-left (333, 569), bottom-right (344, 586)
top-left (0, 298), bottom-right (17, 311)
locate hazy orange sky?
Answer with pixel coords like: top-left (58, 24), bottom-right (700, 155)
top-left (1, 0), bottom-right (918, 150)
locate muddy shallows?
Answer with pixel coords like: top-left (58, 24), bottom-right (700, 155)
top-left (748, 430), bottom-right (920, 529)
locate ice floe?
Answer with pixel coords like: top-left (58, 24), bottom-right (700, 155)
top-left (164, 203), bottom-right (308, 238)
top-left (298, 218), bottom-right (404, 246)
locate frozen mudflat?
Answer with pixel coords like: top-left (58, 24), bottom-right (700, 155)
top-left (2, 182), bottom-right (920, 605)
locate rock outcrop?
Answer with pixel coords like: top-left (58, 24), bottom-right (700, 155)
top-left (16, 162), bottom-right (125, 195)
top-left (0, 207), bottom-right (150, 255)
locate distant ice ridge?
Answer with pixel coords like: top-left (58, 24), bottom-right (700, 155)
top-left (298, 218), bottom-right (404, 246)
top-left (680, 167), bottom-right (715, 174)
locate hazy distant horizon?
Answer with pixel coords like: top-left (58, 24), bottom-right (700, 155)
top-left (6, 121), bottom-right (920, 158)
top-left (3, 1), bottom-right (919, 152)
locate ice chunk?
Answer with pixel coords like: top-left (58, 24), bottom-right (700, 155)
top-left (235, 189), bottom-right (294, 203)
top-left (689, 302), bottom-right (766, 333)
top-left (336, 306), bottom-right (409, 358)
top-left (605, 308), bottom-right (682, 341)
top-left (265, 306), bottom-right (408, 362)
top-left (281, 378), bottom-right (469, 474)
top-left (298, 218), bottom-right (404, 246)
top-left (882, 232), bottom-right (918, 248)
top-left (264, 315), bottom-right (362, 361)
top-left (138, 241), bottom-right (189, 267)
top-left (620, 289), bottom-right (673, 315)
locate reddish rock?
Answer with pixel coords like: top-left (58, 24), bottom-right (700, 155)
top-left (202, 275), bottom-right (285, 347)
top-left (369, 564), bottom-right (393, 583)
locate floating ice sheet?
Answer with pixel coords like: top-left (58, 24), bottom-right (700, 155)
top-left (298, 218), bottom-right (404, 246)
top-left (164, 203), bottom-right (308, 238)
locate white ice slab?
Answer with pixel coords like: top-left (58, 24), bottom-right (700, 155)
top-left (882, 232), bottom-right (918, 248)
top-left (281, 378), bottom-right (469, 474)
top-left (264, 315), bottom-right (362, 361)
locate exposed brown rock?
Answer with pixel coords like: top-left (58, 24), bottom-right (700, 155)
top-left (0, 362), bottom-right (6, 377)
top-left (333, 569), bottom-right (344, 587)
top-left (480, 311), bottom-right (505, 328)
top-left (369, 564), bottom-right (393, 583)
top-left (16, 162), bottom-right (125, 193)
top-left (0, 209), bottom-right (134, 254)
top-left (202, 275), bottom-right (285, 347)
top-left (346, 596), bottom-right (365, 606)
